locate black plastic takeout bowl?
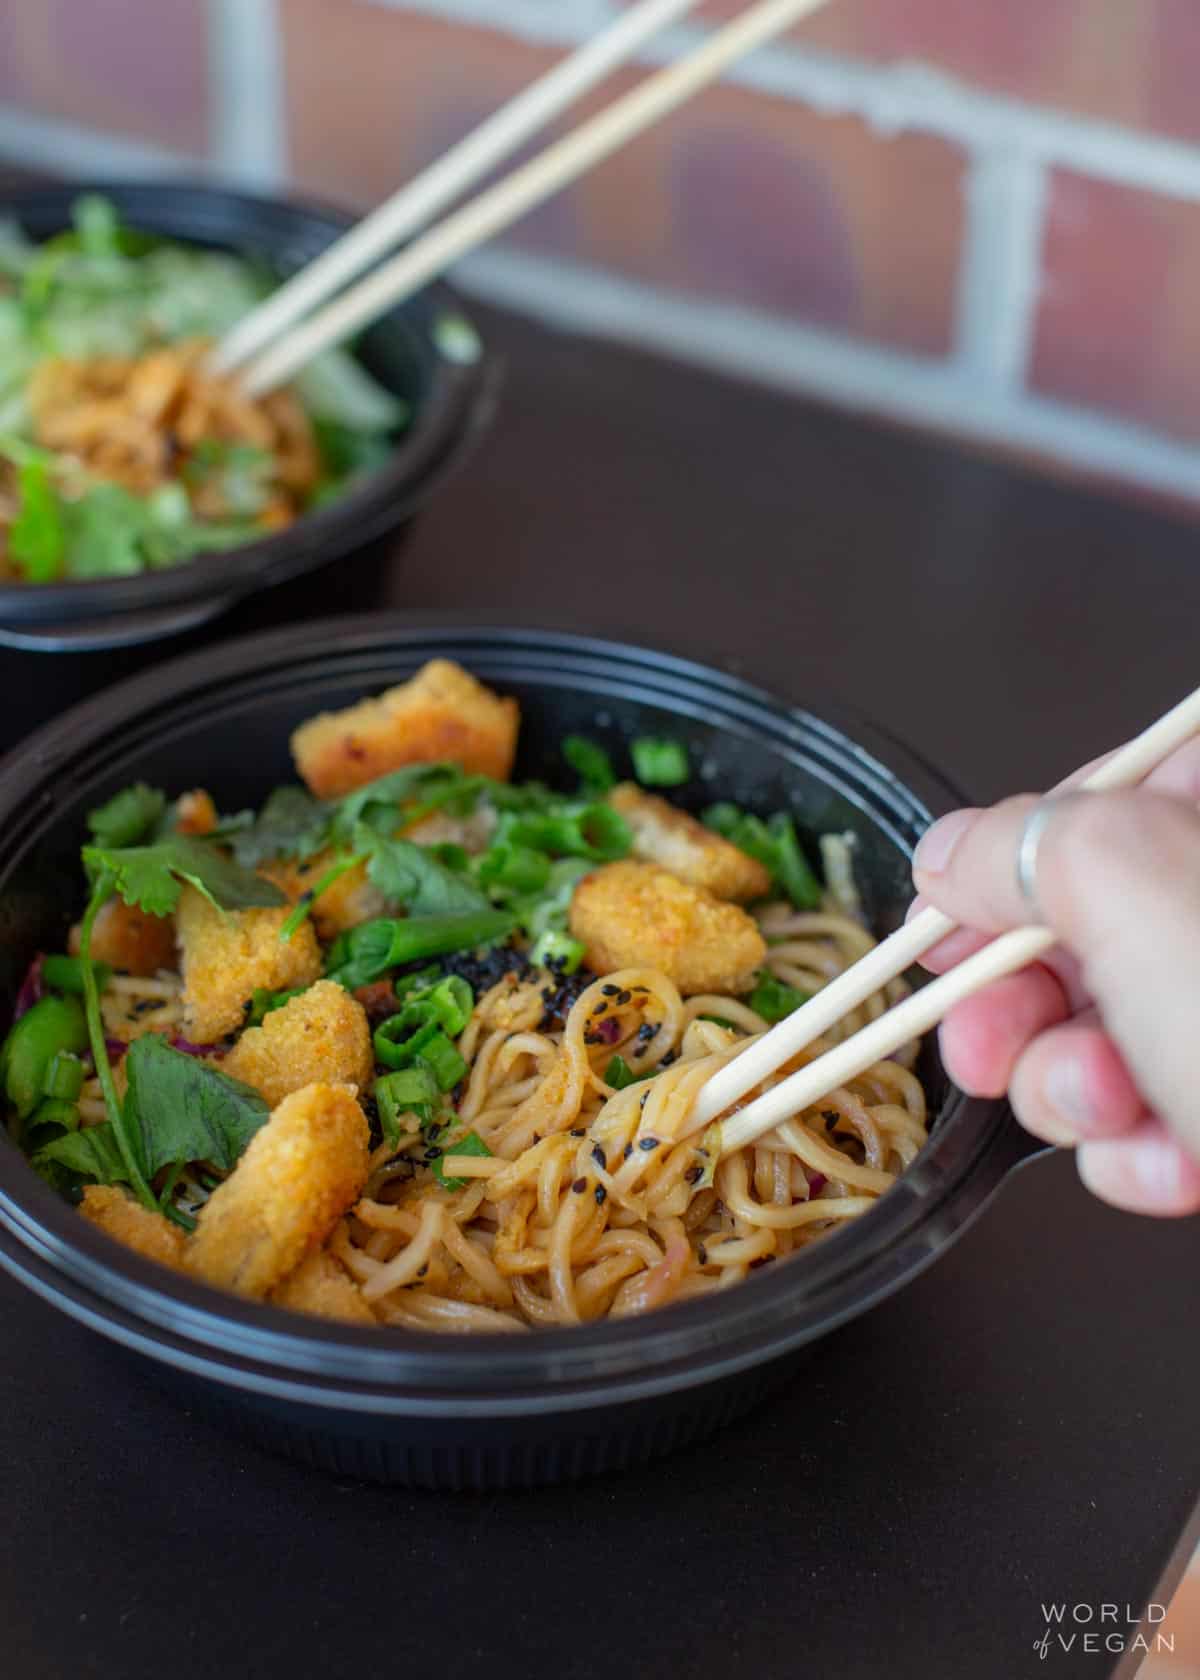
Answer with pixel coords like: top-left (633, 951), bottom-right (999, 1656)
top-left (0, 619), bottom-right (1038, 1488)
top-left (0, 184), bottom-right (498, 652)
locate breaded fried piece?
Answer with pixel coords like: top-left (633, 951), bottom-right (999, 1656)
top-left (69, 897), bottom-right (176, 977)
top-left (259, 849), bottom-right (386, 940)
top-left (186, 1083), bottom-right (369, 1298)
top-left (270, 1248), bottom-right (375, 1325)
top-left (291, 658), bottom-right (519, 798)
top-left (80, 1185), bottom-right (186, 1270)
top-left (174, 789), bottom-right (218, 836)
top-left (176, 886), bottom-right (321, 1044)
top-left (223, 980), bottom-right (373, 1108)
top-left (609, 783), bottom-right (770, 902)
top-left (569, 859), bottom-right (766, 995)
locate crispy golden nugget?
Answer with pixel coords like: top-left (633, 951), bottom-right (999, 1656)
top-left (259, 850), bottom-right (386, 941)
top-left (186, 1084), bottom-right (370, 1298)
top-left (223, 981), bottom-right (373, 1109)
top-left (80, 1185), bottom-right (187, 1270)
top-left (270, 1247), bottom-right (375, 1325)
top-left (291, 658), bottom-right (519, 798)
top-left (569, 860), bottom-right (766, 995)
top-left (69, 897), bottom-right (176, 977)
top-left (176, 886), bottom-right (321, 1043)
top-left (608, 783), bottom-right (770, 902)
top-left (174, 789), bottom-right (218, 836)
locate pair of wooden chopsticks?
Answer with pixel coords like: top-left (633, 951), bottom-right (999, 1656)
top-left (688, 685), bottom-right (1200, 1159)
top-left (210, 0), bottom-right (833, 396)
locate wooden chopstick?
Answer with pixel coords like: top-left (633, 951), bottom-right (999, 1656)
top-left (238, 0), bottom-right (834, 397)
top-left (210, 0), bottom-right (707, 377)
top-left (691, 682), bottom-right (1200, 1158)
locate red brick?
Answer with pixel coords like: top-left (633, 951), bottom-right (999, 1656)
top-left (281, 1), bottom-right (964, 354)
top-left (635, 0), bottom-right (1200, 146)
top-left (1030, 170), bottom-right (1200, 442)
top-left (0, 0), bottom-right (209, 155)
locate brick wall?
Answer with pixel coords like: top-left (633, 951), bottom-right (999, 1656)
top-left (3, 1), bottom-right (1200, 506)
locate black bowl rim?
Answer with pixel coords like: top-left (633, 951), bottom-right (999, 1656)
top-left (0, 616), bottom-right (1018, 1412)
top-left (0, 182), bottom-right (499, 625)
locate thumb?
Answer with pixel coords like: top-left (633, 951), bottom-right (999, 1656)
top-left (912, 790), bottom-right (1200, 1157)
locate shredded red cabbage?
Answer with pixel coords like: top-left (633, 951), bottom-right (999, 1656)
top-left (104, 1037), bottom-right (128, 1060)
top-left (13, 954), bottom-right (45, 1022)
top-left (169, 1035), bottom-right (225, 1058)
top-left (808, 1173), bottom-right (827, 1197)
top-left (591, 1016), bottom-right (621, 1046)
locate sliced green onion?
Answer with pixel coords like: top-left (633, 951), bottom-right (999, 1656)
top-left (563, 735), bottom-right (615, 793)
top-left (418, 1031), bottom-right (469, 1093)
top-left (530, 929), bottom-right (585, 974)
top-left (42, 1050), bottom-right (86, 1102)
top-left (433, 1128), bottom-right (491, 1191)
top-left (374, 1070), bottom-right (435, 1149)
top-left (374, 1013), bottom-right (441, 1071)
top-left (385, 909), bottom-right (514, 968)
top-left (277, 851), bottom-right (367, 942)
top-left (477, 842), bottom-right (551, 895)
top-left (749, 973), bottom-right (811, 1023)
top-left (631, 737), bottom-right (690, 787)
top-left (508, 803), bottom-right (630, 861)
top-left (767, 813), bottom-right (822, 910)
top-left (424, 975), bottom-right (474, 1037)
top-left (41, 954), bottom-right (112, 995)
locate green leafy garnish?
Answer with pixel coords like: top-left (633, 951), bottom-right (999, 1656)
top-left (87, 783), bottom-right (167, 850)
top-left (35, 1035), bottom-right (269, 1197)
top-left (631, 737), bottom-right (690, 788)
top-left (83, 833), bottom-right (285, 919)
top-left (749, 973), bottom-right (812, 1023)
top-left (226, 785), bottom-right (329, 867)
top-left (563, 735), bottom-right (615, 794)
top-left (703, 805), bottom-right (822, 909)
top-left (432, 1127), bottom-right (491, 1191)
top-left (324, 909), bottom-right (514, 991)
top-left (8, 456), bottom-right (65, 582)
top-left (354, 825), bottom-right (490, 915)
top-left (603, 1054), bottom-right (655, 1091)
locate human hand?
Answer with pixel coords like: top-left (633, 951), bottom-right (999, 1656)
top-left (910, 743), bottom-right (1200, 1216)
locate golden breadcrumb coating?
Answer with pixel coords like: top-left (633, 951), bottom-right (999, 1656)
top-left (608, 783), bottom-right (771, 902)
top-left (80, 1185), bottom-right (187, 1270)
top-left (259, 850), bottom-right (386, 941)
top-left (270, 1247), bottom-right (375, 1324)
top-left (69, 897), bottom-right (176, 977)
top-left (223, 980), bottom-right (373, 1109)
top-left (185, 1083), bottom-right (370, 1298)
top-left (291, 658), bottom-right (519, 798)
top-left (176, 886), bottom-right (322, 1044)
top-left (174, 788), bottom-right (218, 836)
top-left (569, 859), bottom-right (766, 995)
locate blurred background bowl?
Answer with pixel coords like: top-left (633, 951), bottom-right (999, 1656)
top-left (0, 182), bottom-right (500, 653)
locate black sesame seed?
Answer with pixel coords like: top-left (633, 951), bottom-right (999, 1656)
top-left (594, 1184), bottom-right (607, 1206)
top-left (684, 1164), bottom-right (704, 1184)
top-left (659, 1049), bottom-right (678, 1067)
top-left (622, 1142), bottom-right (633, 1160)
top-left (601, 984), bottom-right (620, 997)
top-left (572, 1176), bottom-right (587, 1194)
top-left (590, 1144), bottom-right (606, 1169)
top-left (569, 1127), bottom-right (585, 1138)
top-left (424, 1147), bottom-right (444, 1162)
top-left (616, 989), bottom-right (631, 1005)
top-left (638, 1136), bottom-right (660, 1151)
top-left (416, 1264), bottom-right (428, 1279)
top-left (298, 889), bottom-right (315, 906)
top-left (636, 1022), bottom-right (660, 1044)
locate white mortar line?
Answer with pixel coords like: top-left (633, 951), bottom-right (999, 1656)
top-left (955, 145), bottom-right (1048, 389)
top-left (369, 2), bottom-right (1200, 204)
top-left (362, 1), bottom-right (610, 44)
top-left (456, 244), bottom-right (1200, 500)
top-left (207, 0), bottom-right (286, 189)
top-left (0, 105), bottom-right (201, 177)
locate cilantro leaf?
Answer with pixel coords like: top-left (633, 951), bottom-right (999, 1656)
top-left (333, 763), bottom-right (480, 833)
top-left (227, 785), bottom-right (330, 867)
top-left (83, 834), bottom-right (286, 917)
top-left (353, 823), bottom-right (489, 914)
top-left (34, 1122), bottom-right (130, 1190)
top-left (87, 783), bottom-right (167, 849)
top-left (123, 1034), bottom-right (269, 1178)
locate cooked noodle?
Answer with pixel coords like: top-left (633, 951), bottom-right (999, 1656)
top-left (337, 905), bottom-right (925, 1331)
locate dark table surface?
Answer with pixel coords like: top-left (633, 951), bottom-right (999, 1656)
top-left (2, 304), bottom-right (1198, 1680)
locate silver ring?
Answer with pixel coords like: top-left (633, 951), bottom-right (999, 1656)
top-left (1015, 794), bottom-right (1082, 923)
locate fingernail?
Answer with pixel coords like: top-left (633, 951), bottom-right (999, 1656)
top-left (1130, 1137), bottom-right (1182, 1201)
top-left (1043, 1056), bottom-right (1092, 1142)
top-left (913, 809), bottom-right (978, 876)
